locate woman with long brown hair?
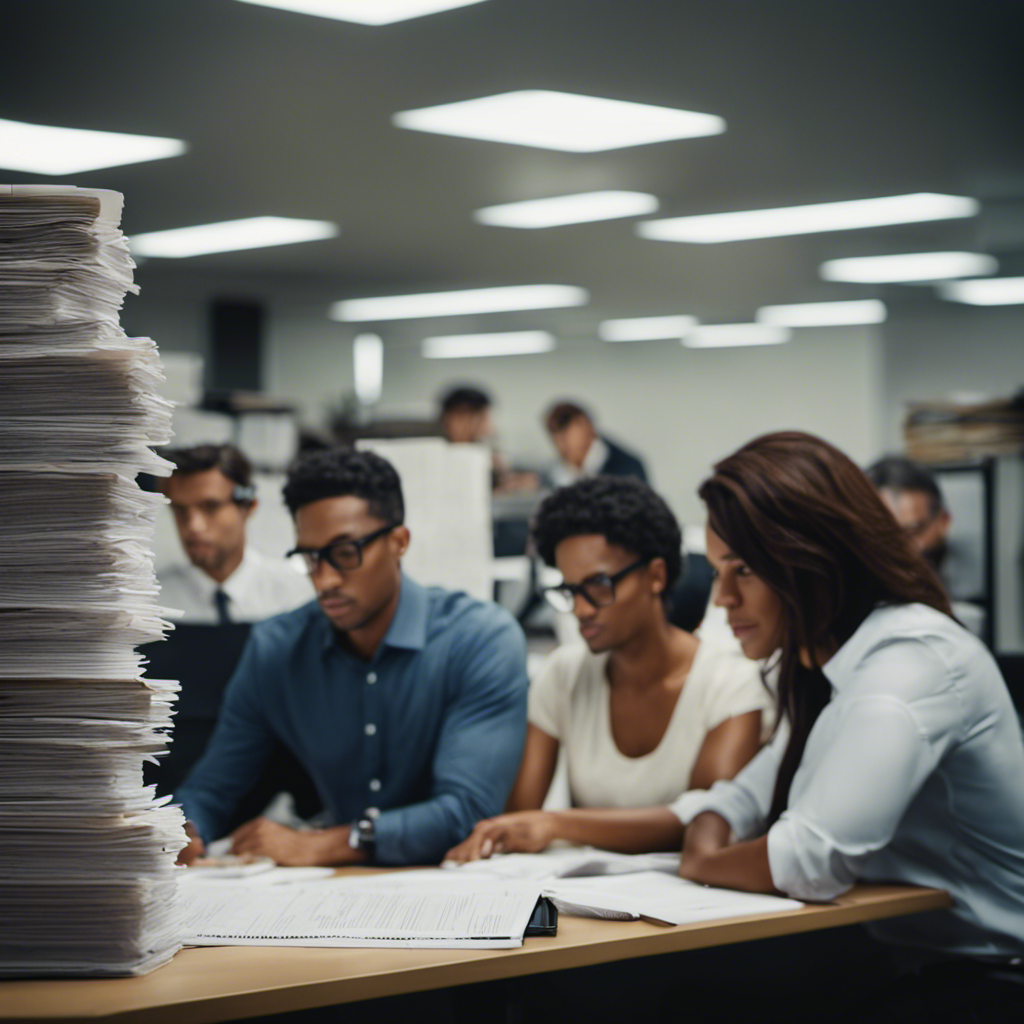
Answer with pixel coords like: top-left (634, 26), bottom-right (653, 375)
top-left (672, 431), bottom-right (1024, 1006)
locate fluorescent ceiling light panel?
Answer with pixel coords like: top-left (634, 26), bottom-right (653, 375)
top-left (637, 193), bottom-right (979, 244)
top-left (820, 251), bottom-right (998, 283)
top-left (130, 217), bottom-right (339, 258)
top-left (422, 331), bottom-right (555, 359)
top-left (599, 315), bottom-right (698, 342)
top-left (755, 300), bottom-right (887, 327)
top-left (683, 324), bottom-right (792, 348)
top-left (393, 91), bottom-right (725, 153)
top-left (939, 277), bottom-right (1024, 306)
top-left (353, 334), bottom-right (383, 403)
top-left (331, 284), bottom-right (588, 322)
top-left (0, 117), bottom-right (186, 175)
top-left (474, 191), bottom-right (659, 229)
top-left (233, 1), bottom-right (489, 25)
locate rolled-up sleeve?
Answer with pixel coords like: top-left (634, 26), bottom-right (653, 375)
top-left (670, 723), bottom-right (787, 835)
top-left (767, 695), bottom-right (944, 901)
top-left (373, 612), bottom-right (529, 865)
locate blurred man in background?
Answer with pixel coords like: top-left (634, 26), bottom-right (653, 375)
top-left (545, 401), bottom-right (648, 488)
top-left (438, 385), bottom-right (539, 494)
top-left (866, 455), bottom-right (951, 572)
top-left (158, 443), bottom-right (312, 623)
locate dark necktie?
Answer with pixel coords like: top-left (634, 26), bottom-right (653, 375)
top-left (213, 588), bottom-right (232, 624)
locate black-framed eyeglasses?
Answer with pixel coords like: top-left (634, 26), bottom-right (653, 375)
top-left (542, 558), bottom-right (650, 614)
top-left (287, 524), bottom-right (396, 574)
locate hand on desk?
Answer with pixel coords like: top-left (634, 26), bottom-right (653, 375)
top-left (177, 821), bottom-right (206, 866)
top-left (444, 811), bottom-right (557, 863)
top-left (227, 817), bottom-right (369, 867)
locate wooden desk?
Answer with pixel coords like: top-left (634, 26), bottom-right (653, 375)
top-left (1, 883), bottom-right (950, 1023)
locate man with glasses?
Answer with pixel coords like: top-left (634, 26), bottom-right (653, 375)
top-left (175, 449), bottom-right (529, 867)
top-left (158, 444), bottom-right (312, 623)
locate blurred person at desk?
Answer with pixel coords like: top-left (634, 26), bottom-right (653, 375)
top-left (439, 384), bottom-right (538, 494)
top-left (866, 454), bottom-right (985, 638)
top-left (673, 432), bottom-right (1024, 1017)
top-left (544, 400), bottom-right (648, 488)
top-left (148, 444), bottom-right (317, 817)
top-left (176, 449), bottom-right (529, 867)
top-left (446, 476), bottom-right (770, 862)
top-left (157, 443), bottom-right (311, 623)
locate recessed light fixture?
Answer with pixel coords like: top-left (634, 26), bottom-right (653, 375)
top-left (233, 1), bottom-right (489, 25)
top-left (393, 91), bottom-right (726, 153)
top-left (0, 117), bottom-right (186, 176)
top-left (474, 191), bottom-right (659, 229)
top-left (939, 277), bottom-right (1024, 306)
top-left (683, 324), bottom-right (792, 348)
top-left (598, 315), bottom-right (698, 342)
top-left (129, 217), bottom-right (339, 258)
top-left (353, 334), bottom-right (383, 404)
top-left (755, 300), bottom-right (887, 327)
top-left (820, 252), bottom-right (998, 283)
top-left (422, 330), bottom-right (555, 359)
top-left (637, 193), bottom-right (979, 244)
top-left (331, 284), bottom-right (588, 322)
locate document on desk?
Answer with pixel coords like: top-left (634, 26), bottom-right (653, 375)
top-left (179, 879), bottom-right (543, 948)
top-left (542, 871), bottom-right (803, 925)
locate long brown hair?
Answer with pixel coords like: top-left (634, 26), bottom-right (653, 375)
top-left (699, 431), bottom-right (952, 826)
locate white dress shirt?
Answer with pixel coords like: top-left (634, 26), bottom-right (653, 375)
top-left (671, 603), bottom-right (1024, 958)
top-left (158, 548), bottom-right (313, 623)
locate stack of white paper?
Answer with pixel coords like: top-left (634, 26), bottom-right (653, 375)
top-left (0, 185), bottom-right (186, 977)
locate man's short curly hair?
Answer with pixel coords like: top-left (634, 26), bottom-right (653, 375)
top-left (532, 476), bottom-right (684, 592)
top-left (283, 449), bottom-right (404, 523)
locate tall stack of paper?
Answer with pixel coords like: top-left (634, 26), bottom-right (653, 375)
top-left (0, 184), bottom-right (187, 976)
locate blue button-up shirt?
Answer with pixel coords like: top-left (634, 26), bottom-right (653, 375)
top-left (176, 574), bottom-right (529, 865)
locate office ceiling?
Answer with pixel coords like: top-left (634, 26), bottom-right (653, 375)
top-left (3, 0), bottom-right (1024, 335)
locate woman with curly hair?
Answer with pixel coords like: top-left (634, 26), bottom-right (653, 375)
top-left (445, 475), bottom-right (771, 861)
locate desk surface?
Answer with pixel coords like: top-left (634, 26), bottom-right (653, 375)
top-left (3, 883), bottom-right (950, 1023)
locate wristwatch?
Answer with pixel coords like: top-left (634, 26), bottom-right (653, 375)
top-left (348, 807), bottom-right (379, 857)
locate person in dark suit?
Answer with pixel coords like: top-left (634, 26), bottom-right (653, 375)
top-left (544, 401), bottom-right (648, 487)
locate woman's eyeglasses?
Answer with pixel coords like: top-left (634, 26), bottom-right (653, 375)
top-left (542, 558), bottom-right (650, 614)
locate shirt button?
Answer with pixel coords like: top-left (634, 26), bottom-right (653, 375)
top-left (369, 779), bottom-right (382, 792)
top-left (365, 723), bottom-right (377, 736)
top-left (366, 672), bottom-right (377, 684)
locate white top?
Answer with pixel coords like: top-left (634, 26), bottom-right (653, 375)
top-left (158, 548), bottom-right (313, 623)
top-left (529, 641), bottom-right (771, 809)
top-left (671, 603), bottom-right (1024, 958)
top-left (548, 437), bottom-right (610, 488)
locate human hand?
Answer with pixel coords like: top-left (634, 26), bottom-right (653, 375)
top-left (177, 820), bottom-right (206, 866)
top-left (443, 811), bottom-right (557, 864)
top-left (229, 817), bottom-right (326, 866)
top-left (678, 811), bottom-right (730, 880)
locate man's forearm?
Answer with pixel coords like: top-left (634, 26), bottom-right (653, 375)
top-left (548, 808), bottom-right (685, 854)
top-left (308, 825), bottom-right (369, 866)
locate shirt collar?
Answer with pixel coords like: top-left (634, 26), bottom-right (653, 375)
top-left (182, 546), bottom-right (257, 602)
top-left (220, 548), bottom-right (263, 604)
top-left (318, 572), bottom-right (430, 653)
top-left (821, 604), bottom-right (892, 691)
top-left (583, 435), bottom-right (609, 474)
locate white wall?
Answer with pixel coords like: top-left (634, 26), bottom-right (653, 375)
top-left (879, 302), bottom-right (1024, 451)
top-left (269, 325), bottom-right (885, 525)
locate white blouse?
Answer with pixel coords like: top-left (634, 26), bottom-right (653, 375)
top-left (529, 640), bottom-right (771, 809)
top-left (671, 603), bottom-right (1024, 959)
